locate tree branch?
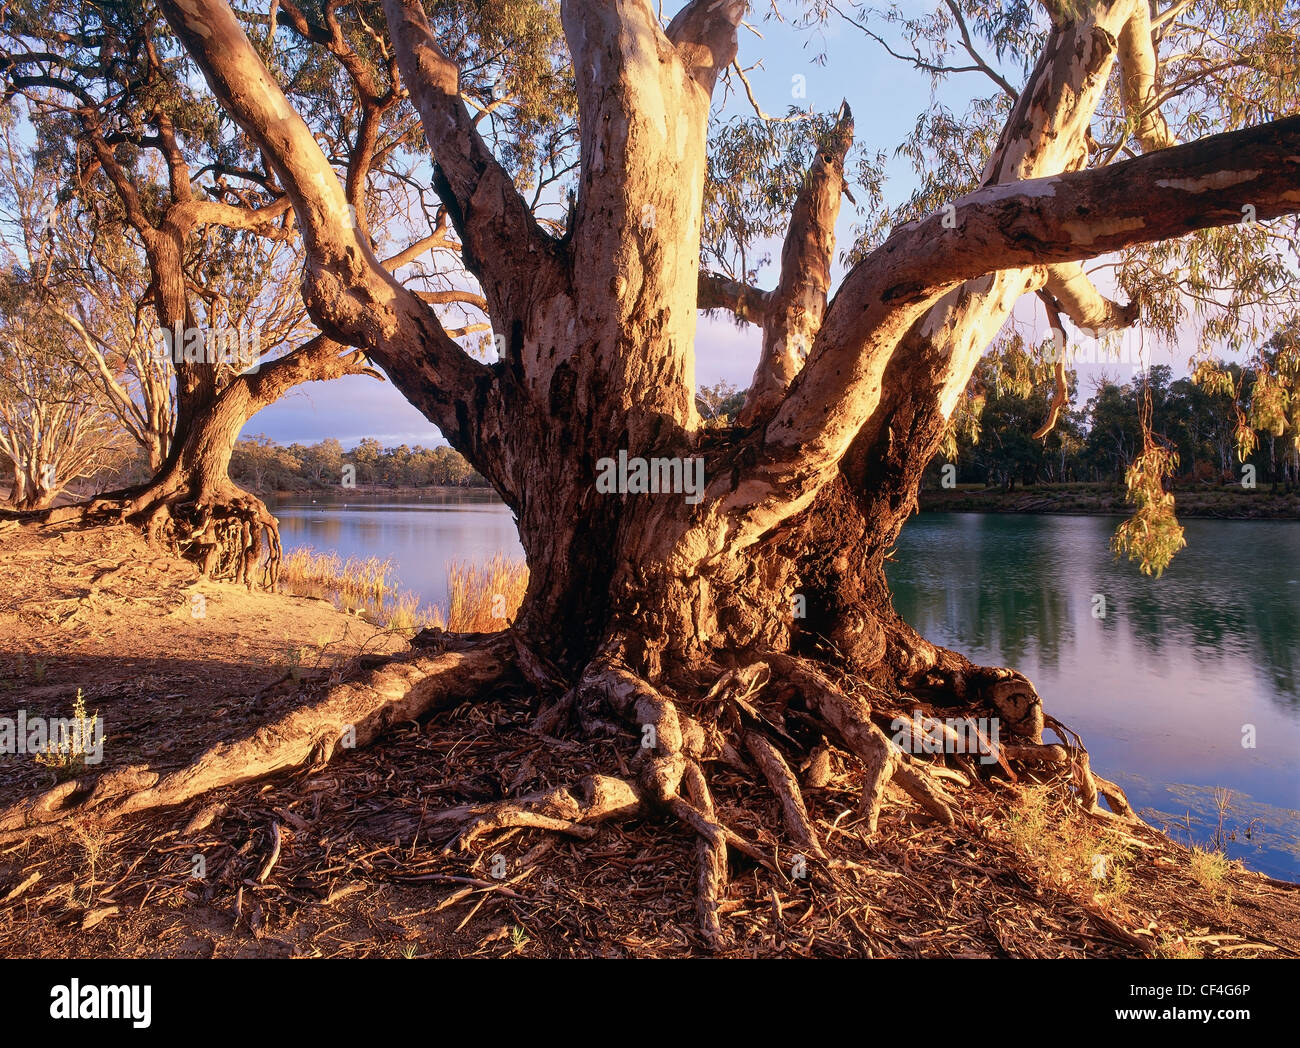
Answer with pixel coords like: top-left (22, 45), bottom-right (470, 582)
top-left (154, 0), bottom-right (490, 448)
top-left (1042, 262), bottom-right (1140, 334)
top-left (415, 289), bottom-right (489, 312)
top-left (381, 0), bottom-right (558, 302)
top-left (944, 0), bottom-right (1019, 101)
top-left (1118, 0), bottom-right (1178, 152)
top-left (1032, 289), bottom-right (1070, 440)
top-left (756, 115), bottom-right (1300, 507)
top-left (739, 104), bottom-right (854, 426)
top-left (697, 271), bottom-right (769, 325)
top-left (382, 223), bottom-right (459, 271)
top-left (247, 336), bottom-right (384, 410)
top-left (836, 0), bottom-right (1143, 504)
top-left (184, 198), bottom-right (295, 238)
top-left (665, 0), bottom-right (748, 93)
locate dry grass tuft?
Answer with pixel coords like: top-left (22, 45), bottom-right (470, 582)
top-left (281, 549), bottom-right (396, 604)
top-left (430, 554), bottom-right (528, 633)
top-left (999, 785), bottom-right (1136, 907)
top-left (1189, 846), bottom-right (1233, 893)
top-left (280, 547), bottom-right (527, 637)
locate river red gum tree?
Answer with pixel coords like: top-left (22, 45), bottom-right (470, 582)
top-left (7, 0), bottom-right (1299, 944)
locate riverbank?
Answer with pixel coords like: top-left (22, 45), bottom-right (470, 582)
top-left (1, 521), bottom-right (1297, 958)
top-left (919, 483), bottom-right (1300, 519)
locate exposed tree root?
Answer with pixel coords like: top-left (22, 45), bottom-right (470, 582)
top-left (169, 490), bottom-right (283, 589)
top-left (0, 607), bottom-right (1137, 947)
top-left (745, 732), bottom-right (825, 859)
top-left (678, 760), bottom-right (728, 947)
top-left (14, 479), bottom-right (283, 590)
top-left (767, 653), bottom-right (956, 830)
top-left (438, 774), bottom-right (643, 851)
top-left (498, 641), bottom-right (1137, 945)
top-left (1005, 715), bottom-right (1136, 819)
top-left (0, 634), bottom-right (516, 842)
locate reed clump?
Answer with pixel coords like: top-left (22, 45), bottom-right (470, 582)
top-left (281, 546), bottom-right (527, 636)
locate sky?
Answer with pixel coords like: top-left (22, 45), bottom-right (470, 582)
top-left (244, 2), bottom-right (1164, 450)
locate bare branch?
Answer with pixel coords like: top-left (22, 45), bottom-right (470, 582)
top-left (944, 0), bottom-right (1019, 101)
top-left (1043, 262), bottom-right (1140, 334)
top-left (697, 271), bottom-right (769, 325)
top-left (415, 289), bottom-right (489, 311)
top-left (732, 59), bottom-right (770, 121)
top-left (154, 0), bottom-right (490, 447)
top-left (246, 336), bottom-right (384, 410)
top-left (184, 198), bottom-right (295, 238)
top-left (381, 0), bottom-right (557, 298)
top-left (1032, 289), bottom-right (1069, 440)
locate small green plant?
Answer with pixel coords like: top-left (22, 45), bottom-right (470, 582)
top-left (1003, 784), bottom-right (1051, 854)
top-left (33, 690), bottom-right (99, 778)
top-left (401, 943), bottom-right (418, 959)
top-left (1155, 932), bottom-right (1201, 959)
top-left (1189, 845), bottom-right (1231, 893)
top-left (282, 645), bottom-right (307, 680)
top-left (509, 925), bottom-right (530, 950)
top-left (1091, 830), bottom-right (1135, 904)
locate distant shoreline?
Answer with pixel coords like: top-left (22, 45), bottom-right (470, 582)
top-left (261, 484), bottom-right (495, 499)
top-left (275, 482), bottom-right (1300, 521)
top-left (919, 484), bottom-right (1300, 520)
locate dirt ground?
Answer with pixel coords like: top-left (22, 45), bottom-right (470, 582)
top-left (0, 520), bottom-right (1297, 958)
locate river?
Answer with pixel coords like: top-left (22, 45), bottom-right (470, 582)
top-left (269, 492), bottom-right (1300, 880)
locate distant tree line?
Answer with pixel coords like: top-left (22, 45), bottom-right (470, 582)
top-left (925, 346), bottom-right (1300, 493)
top-left (229, 435), bottom-right (488, 492)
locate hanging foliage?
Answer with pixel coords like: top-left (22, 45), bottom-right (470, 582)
top-left (1111, 394), bottom-right (1187, 578)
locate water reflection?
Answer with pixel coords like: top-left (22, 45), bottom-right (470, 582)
top-left (268, 491), bottom-right (523, 610)
top-left (889, 513), bottom-right (1300, 879)
top-left (890, 514), bottom-right (1300, 715)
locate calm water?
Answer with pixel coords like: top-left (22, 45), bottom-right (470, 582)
top-left (270, 490), bottom-right (523, 609)
top-left (271, 493), bottom-right (1300, 879)
top-left (890, 513), bottom-right (1300, 880)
